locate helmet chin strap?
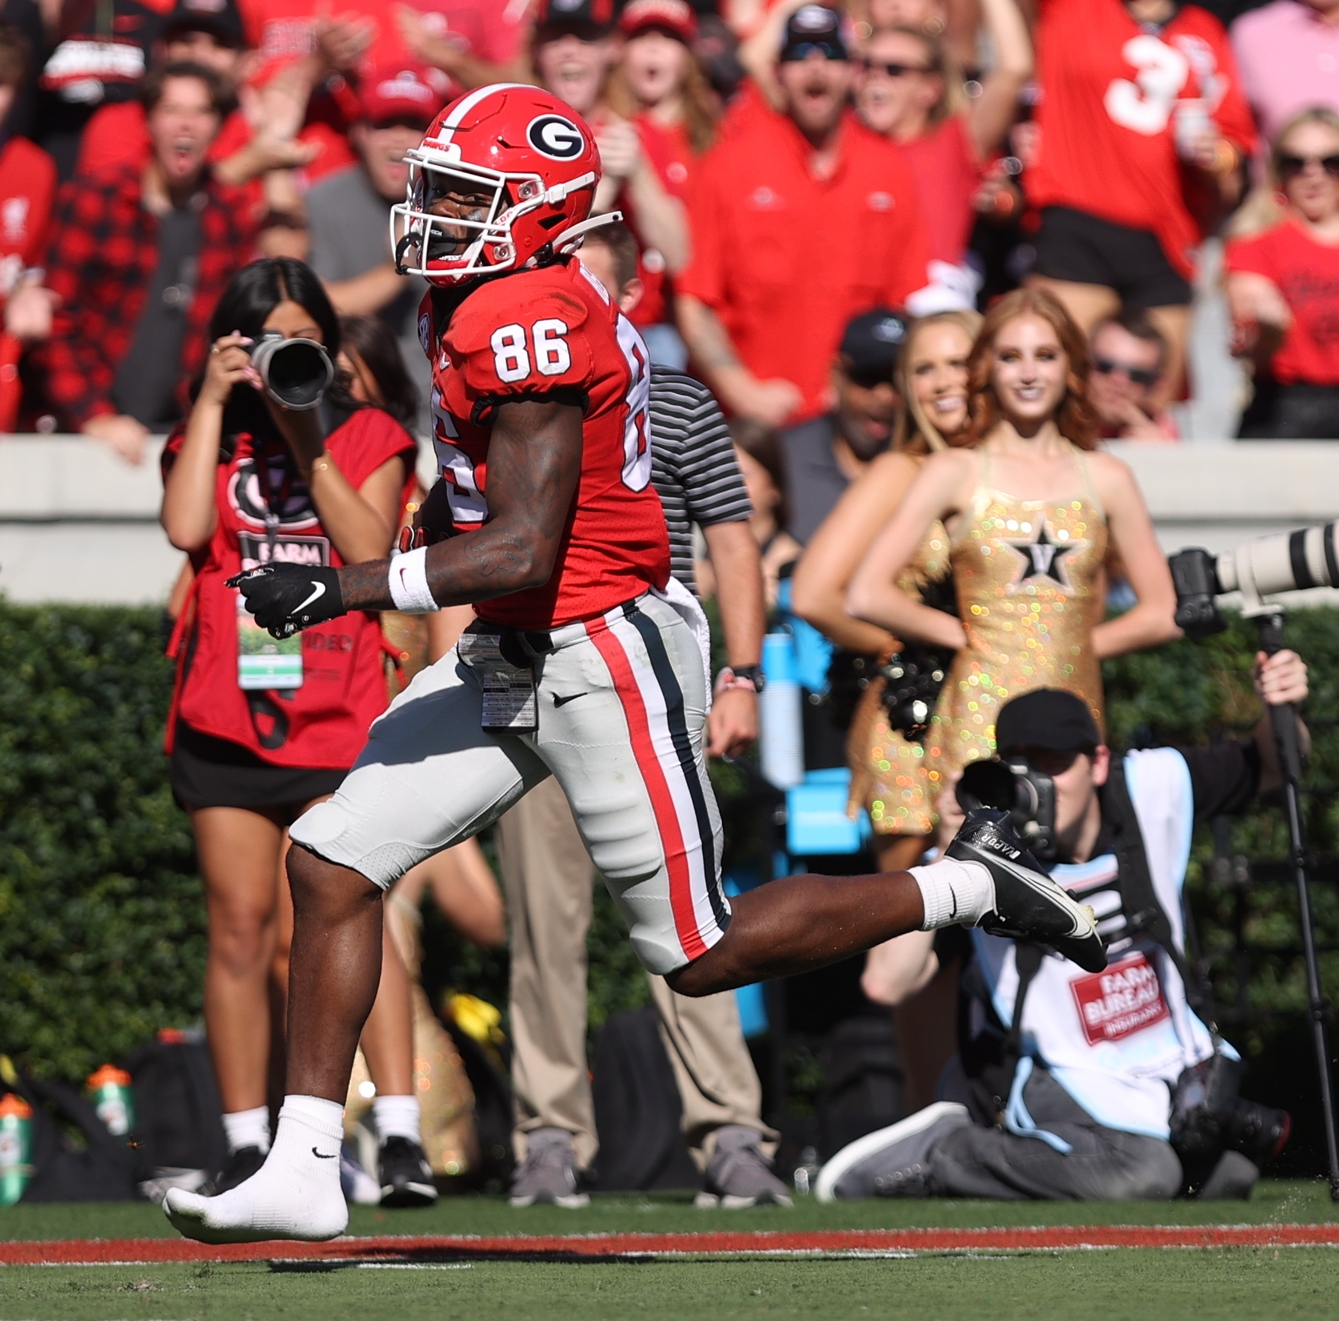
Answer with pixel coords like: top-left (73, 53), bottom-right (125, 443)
top-left (553, 211), bottom-right (625, 257)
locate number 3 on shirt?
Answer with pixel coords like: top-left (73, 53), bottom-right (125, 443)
top-left (490, 320), bottom-right (572, 382)
top-left (1105, 34), bottom-right (1189, 136)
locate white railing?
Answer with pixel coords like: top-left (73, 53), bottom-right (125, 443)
top-left (1, 435), bottom-right (1337, 604)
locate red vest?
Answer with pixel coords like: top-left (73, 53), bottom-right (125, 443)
top-left (165, 407), bottom-right (416, 768)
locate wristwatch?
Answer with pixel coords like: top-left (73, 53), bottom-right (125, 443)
top-left (715, 664), bottom-right (766, 695)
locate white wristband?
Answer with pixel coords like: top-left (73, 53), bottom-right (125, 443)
top-left (387, 545), bottom-right (438, 614)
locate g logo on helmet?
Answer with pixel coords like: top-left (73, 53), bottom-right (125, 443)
top-left (527, 114), bottom-right (586, 160)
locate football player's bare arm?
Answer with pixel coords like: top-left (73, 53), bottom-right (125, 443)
top-left (337, 398), bottom-right (584, 611)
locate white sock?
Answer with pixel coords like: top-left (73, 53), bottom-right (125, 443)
top-left (910, 858), bottom-right (995, 929)
top-left (373, 1094), bottom-right (421, 1145)
top-left (162, 1094), bottom-right (348, 1243)
top-left (222, 1106), bottom-right (271, 1155)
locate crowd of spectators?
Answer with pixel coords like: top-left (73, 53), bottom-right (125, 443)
top-left (4, 0), bottom-right (1339, 450)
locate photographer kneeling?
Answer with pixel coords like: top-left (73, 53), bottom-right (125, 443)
top-left (817, 656), bottom-right (1306, 1202)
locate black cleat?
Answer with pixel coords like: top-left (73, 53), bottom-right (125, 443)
top-left (203, 1144), bottom-right (267, 1196)
top-left (378, 1136), bottom-right (439, 1208)
top-left (947, 809), bottom-right (1107, 973)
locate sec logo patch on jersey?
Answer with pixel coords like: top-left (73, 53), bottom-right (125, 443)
top-left (527, 114), bottom-right (586, 160)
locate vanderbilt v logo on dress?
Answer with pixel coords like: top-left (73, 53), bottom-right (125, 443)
top-left (1004, 521), bottom-right (1088, 595)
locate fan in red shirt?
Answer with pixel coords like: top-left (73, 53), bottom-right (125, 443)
top-left (852, 0), bottom-right (1032, 274)
top-left (0, 25), bottom-right (57, 432)
top-left (1227, 108), bottom-right (1339, 438)
top-left (163, 79), bottom-right (1104, 1255)
top-left (602, 0), bottom-right (721, 360)
top-left (1026, 0), bottom-right (1255, 410)
top-left (678, 4), bottom-right (933, 428)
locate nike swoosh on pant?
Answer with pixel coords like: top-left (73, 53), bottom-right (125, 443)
top-left (552, 692), bottom-right (586, 707)
top-left (294, 581), bottom-right (327, 614)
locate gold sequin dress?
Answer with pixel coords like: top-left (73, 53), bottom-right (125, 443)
top-left (926, 445), bottom-right (1107, 786)
top-left (848, 519), bottom-right (951, 837)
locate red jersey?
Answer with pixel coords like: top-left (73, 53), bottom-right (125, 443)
top-left (420, 260), bottom-right (670, 629)
top-left (164, 407), bottom-right (416, 767)
top-left (1028, 0), bottom-right (1255, 278)
top-left (902, 115), bottom-right (981, 266)
top-left (679, 107), bottom-right (931, 424)
top-left (1226, 220), bottom-right (1339, 387)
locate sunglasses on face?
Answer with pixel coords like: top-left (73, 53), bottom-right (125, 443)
top-left (859, 58), bottom-right (932, 77)
top-left (1093, 357), bottom-right (1158, 387)
top-left (1278, 153), bottom-right (1339, 181)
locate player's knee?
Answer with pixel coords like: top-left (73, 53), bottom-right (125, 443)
top-left (287, 843), bottom-right (381, 917)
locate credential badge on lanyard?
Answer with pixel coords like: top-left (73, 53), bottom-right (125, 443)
top-left (237, 445), bottom-right (304, 690)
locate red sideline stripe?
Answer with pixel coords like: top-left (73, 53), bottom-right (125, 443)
top-left (5, 1225), bottom-right (1339, 1264)
top-left (585, 616), bottom-right (705, 960)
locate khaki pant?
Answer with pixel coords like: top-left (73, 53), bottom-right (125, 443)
top-left (497, 775), bottom-right (777, 1172)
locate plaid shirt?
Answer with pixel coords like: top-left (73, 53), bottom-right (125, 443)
top-left (40, 166), bottom-right (256, 428)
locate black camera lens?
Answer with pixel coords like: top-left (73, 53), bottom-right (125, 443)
top-left (1227, 1099), bottom-right (1291, 1165)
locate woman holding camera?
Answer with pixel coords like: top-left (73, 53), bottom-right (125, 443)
top-left (1226, 108), bottom-right (1339, 440)
top-left (847, 289), bottom-right (1179, 791)
top-left (160, 259), bottom-right (423, 1198)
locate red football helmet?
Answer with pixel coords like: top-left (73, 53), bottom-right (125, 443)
top-left (391, 83), bottom-right (604, 285)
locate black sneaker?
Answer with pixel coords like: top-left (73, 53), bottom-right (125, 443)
top-left (947, 809), bottom-right (1107, 973)
top-left (205, 1144), bottom-right (266, 1195)
top-left (378, 1136), bottom-right (439, 1208)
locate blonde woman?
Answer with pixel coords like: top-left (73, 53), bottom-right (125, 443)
top-left (793, 309), bottom-right (980, 874)
top-left (1226, 107), bottom-right (1339, 439)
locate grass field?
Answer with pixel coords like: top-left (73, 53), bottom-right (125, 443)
top-left (2, 1182), bottom-right (1338, 1321)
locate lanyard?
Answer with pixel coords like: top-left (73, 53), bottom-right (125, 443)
top-left (252, 438), bottom-right (297, 561)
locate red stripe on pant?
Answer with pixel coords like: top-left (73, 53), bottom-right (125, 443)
top-left (585, 616), bottom-right (707, 962)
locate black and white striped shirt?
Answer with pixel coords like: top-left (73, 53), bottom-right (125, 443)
top-left (649, 368), bottom-right (752, 590)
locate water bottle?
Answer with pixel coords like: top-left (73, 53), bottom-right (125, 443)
top-left (760, 632), bottom-right (804, 789)
top-left (86, 1064), bottom-right (135, 1138)
top-left (0, 1094), bottom-right (33, 1206)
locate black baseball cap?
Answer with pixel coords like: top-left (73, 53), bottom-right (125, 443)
top-left (839, 307), bottom-right (908, 385)
top-left (996, 689), bottom-right (1102, 754)
top-left (779, 4), bottom-right (847, 62)
top-left (534, 0), bottom-right (617, 40)
top-left (161, 0), bottom-right (245, 47)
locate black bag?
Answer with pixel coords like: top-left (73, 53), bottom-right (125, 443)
top-left (121, 1037), bottom-right (227, 1183)
top-left (816, 1013), bottom-right (906, 1160)
top-left (590, 1007), bottom-right (698, 1191)
top-left (7, 1075), bottom-right (136, 1203)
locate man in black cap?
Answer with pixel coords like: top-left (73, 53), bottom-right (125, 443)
top-left (817, 651), bottom-right (1310, 1204)
top-left (778, 306), bottom-right (908, 546)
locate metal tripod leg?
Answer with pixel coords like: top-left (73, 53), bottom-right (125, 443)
top-left (1256, 609), bottom-right (1339, 1199)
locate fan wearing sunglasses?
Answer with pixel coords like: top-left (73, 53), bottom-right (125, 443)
top-left (1226, 107), bottom-right (1339, 439)
top-left (853, 0), bottom-right (1032, 269)
top-left (1086, 313), bottom-right (1179, 441)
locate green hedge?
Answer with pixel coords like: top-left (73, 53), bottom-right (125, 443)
top-left (2, 603), bottom-right (1337, 1146)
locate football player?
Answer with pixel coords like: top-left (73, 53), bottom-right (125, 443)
top-left (163, 83), bottom-right (1106, 1243)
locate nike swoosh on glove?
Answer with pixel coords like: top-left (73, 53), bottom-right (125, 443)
top-left (226, 564), bottom-right (346, 638)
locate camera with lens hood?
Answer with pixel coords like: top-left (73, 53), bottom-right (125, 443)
top-left (1170, 522), bottom-right (1339, 636)
top-left (249, 333), bottom-right (334, 412)
top-left (955, 756), bottom-right (1059, 861)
